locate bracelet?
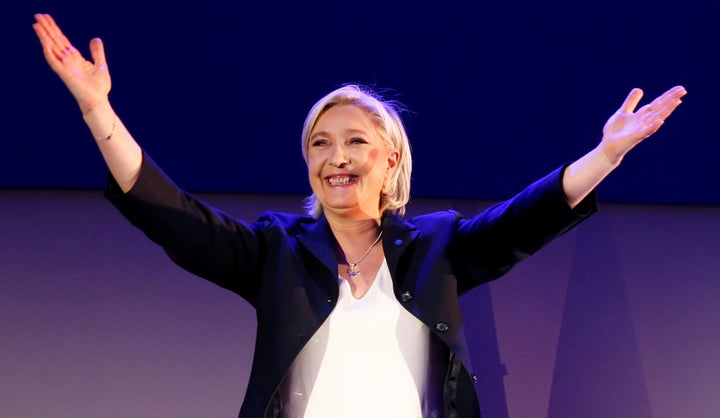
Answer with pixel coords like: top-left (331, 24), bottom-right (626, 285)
top-left (96, 119), bottom-right (118, 141)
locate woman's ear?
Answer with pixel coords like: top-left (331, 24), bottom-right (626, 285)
top-left (387, 149), bottom-right (399, 171)
top-left (383, 150), bottom-right (400, 195)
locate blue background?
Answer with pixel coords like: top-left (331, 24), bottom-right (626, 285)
top-left (5, 0), bottom-right (717, 205)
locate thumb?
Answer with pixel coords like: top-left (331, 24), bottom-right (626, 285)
top-left (89, 38), bottom-right (107, 69)
top-left (619, 88), bottom-right (643, 113)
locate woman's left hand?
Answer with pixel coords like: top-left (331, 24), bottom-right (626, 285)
top-left (601, 85), bottom-right (687, 164)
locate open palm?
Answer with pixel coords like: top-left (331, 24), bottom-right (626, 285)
top-left (33, 14), bottom-right (111, 113)
top-left (601, 86), bottom-right (686, 163)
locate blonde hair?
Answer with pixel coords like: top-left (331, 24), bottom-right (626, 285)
top-left (301, 84), bottom-right (412, 218)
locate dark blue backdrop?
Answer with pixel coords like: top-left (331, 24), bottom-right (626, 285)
top-left (5, 0), bottom-right (717, 205)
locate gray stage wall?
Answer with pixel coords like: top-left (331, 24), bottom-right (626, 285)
top-left (1, 190), bottom-right (718, 418)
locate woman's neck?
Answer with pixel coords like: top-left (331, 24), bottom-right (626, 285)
top-left (324, 210), bottom-right (381, 237)
top-left (325, 211), bottom-right (383, 263)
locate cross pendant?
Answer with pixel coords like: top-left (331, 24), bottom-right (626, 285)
top-left (347, 263), bottom-right (360, 279)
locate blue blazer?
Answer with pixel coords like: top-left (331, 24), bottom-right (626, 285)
top-left (106, 153), bottom-right (596, 417)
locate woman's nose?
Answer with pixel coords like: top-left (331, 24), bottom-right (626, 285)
top-left (328, 145), bottom-right (350, 167)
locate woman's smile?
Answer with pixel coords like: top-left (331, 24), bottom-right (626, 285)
top-left (327, 174), bottom-right (359, 186)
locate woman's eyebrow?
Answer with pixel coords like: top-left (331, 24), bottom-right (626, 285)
top-left (310, 128), bottom-right (368, 140)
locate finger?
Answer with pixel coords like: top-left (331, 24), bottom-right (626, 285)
top-left (619, 88), bottom-right (644, 113)
top-left (32, 16), bottom-right (55, 47)
top-left (89, 38), bottom-right (107, 68)
top-left (642, 87), bottom-right (686, 120)
top-left (654, 98), bottom-right (683, 121)
top-left (38, 14), bottom-right (63, 39)
top-left (32, 21), bottom-right (50, 47)
top-left (652, 86), bottom-right (686, 108)
top-left (34, 14), bottom-right (62, 45)
top-left (653, 86), bottom-right (687, 108)
top-left (640, 119), bottom-right (664, 140)
top-left (665, 85), bottom-right (687, 99)
top-left (627, 117), bottom-right (664, 144)
top-left (32, 21), bottom-right (64, 67)
top-left (34, 14), bottom-right (74, 59)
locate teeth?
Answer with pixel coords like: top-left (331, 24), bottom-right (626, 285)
top-left (329, 176), bottom-right (356, 185)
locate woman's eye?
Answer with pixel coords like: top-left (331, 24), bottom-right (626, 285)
top-left (349, 137), bottom-right (367, 144)
top-left (311, 139), bottom-right (328, 147)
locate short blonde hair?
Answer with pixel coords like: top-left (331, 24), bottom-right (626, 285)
top-left (301, 85), bottom-right (412, 218)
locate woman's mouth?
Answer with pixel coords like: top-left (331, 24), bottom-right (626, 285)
top-left (327, 175), bottom-right (358, 186)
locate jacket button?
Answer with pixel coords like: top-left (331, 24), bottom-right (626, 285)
top-left (400, 291), bottom-right (413, 302)
top-left (394, 239), bottom-right (404, 246)
top-left (434, 322), bottom-right (449, 332)
top-left (471, 374), bottom-right (479, 383)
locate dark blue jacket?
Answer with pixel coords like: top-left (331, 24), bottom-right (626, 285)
top-left (106, 153), bottom-right (596, 417)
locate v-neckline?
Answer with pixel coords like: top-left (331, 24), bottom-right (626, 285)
top-left (339, 258), bottom-right (387, 301)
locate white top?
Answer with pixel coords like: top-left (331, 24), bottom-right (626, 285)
top-left (279, 259), bottom-right (443, 418)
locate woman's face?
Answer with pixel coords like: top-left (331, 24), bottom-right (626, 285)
top-left (307, 104), bottom-right (398, 219)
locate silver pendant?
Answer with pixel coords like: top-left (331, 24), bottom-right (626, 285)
top-left (347, 263), bottom-right (360, 279)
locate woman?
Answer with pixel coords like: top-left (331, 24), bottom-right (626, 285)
top-left (32, 13), bottom-right (686, 418)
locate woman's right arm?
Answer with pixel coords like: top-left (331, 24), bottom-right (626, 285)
top-left (33, 13), bottom-right (141, 192)
top-left (33, 14), bottom-right (267, 301)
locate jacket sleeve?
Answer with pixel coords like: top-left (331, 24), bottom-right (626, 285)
top-left (104, 151), bottom-right (265, 304)
top-left (449, 164), bottom-right (597, 292)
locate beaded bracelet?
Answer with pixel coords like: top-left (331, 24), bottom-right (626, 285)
top-left (96, 119), bottom-right (118, 141)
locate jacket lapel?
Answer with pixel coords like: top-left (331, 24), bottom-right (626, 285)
top-left (381, 213), bottom-right (419, 290)
top-left (296, 215), bottom-right (338, 280)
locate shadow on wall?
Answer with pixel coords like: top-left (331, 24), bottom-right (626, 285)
top-left (548, 215), bottom-right (652, 417)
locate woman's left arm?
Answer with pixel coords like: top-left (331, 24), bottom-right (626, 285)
top-left (563, 85), bottom-right (687, 208)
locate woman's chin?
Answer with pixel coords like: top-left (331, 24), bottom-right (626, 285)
top-left (321, 203), bottom-right (379, 220)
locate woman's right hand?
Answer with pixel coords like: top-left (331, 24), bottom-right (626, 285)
top-left (33, 13), bottom-right (111, 114)
top-left (33, 13), bottom-right (143, 193)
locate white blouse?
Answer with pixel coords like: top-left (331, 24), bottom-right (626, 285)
top-left (279, 259), bottom-right (443, 418)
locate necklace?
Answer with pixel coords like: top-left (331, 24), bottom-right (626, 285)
top-left (344, 230), bottom-right (383, 279)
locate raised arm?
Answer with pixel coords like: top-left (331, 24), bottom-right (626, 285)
top-left (563, 85), bottom-right (687, 208)
top-left (32, 13), bottom-right (142, 192)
